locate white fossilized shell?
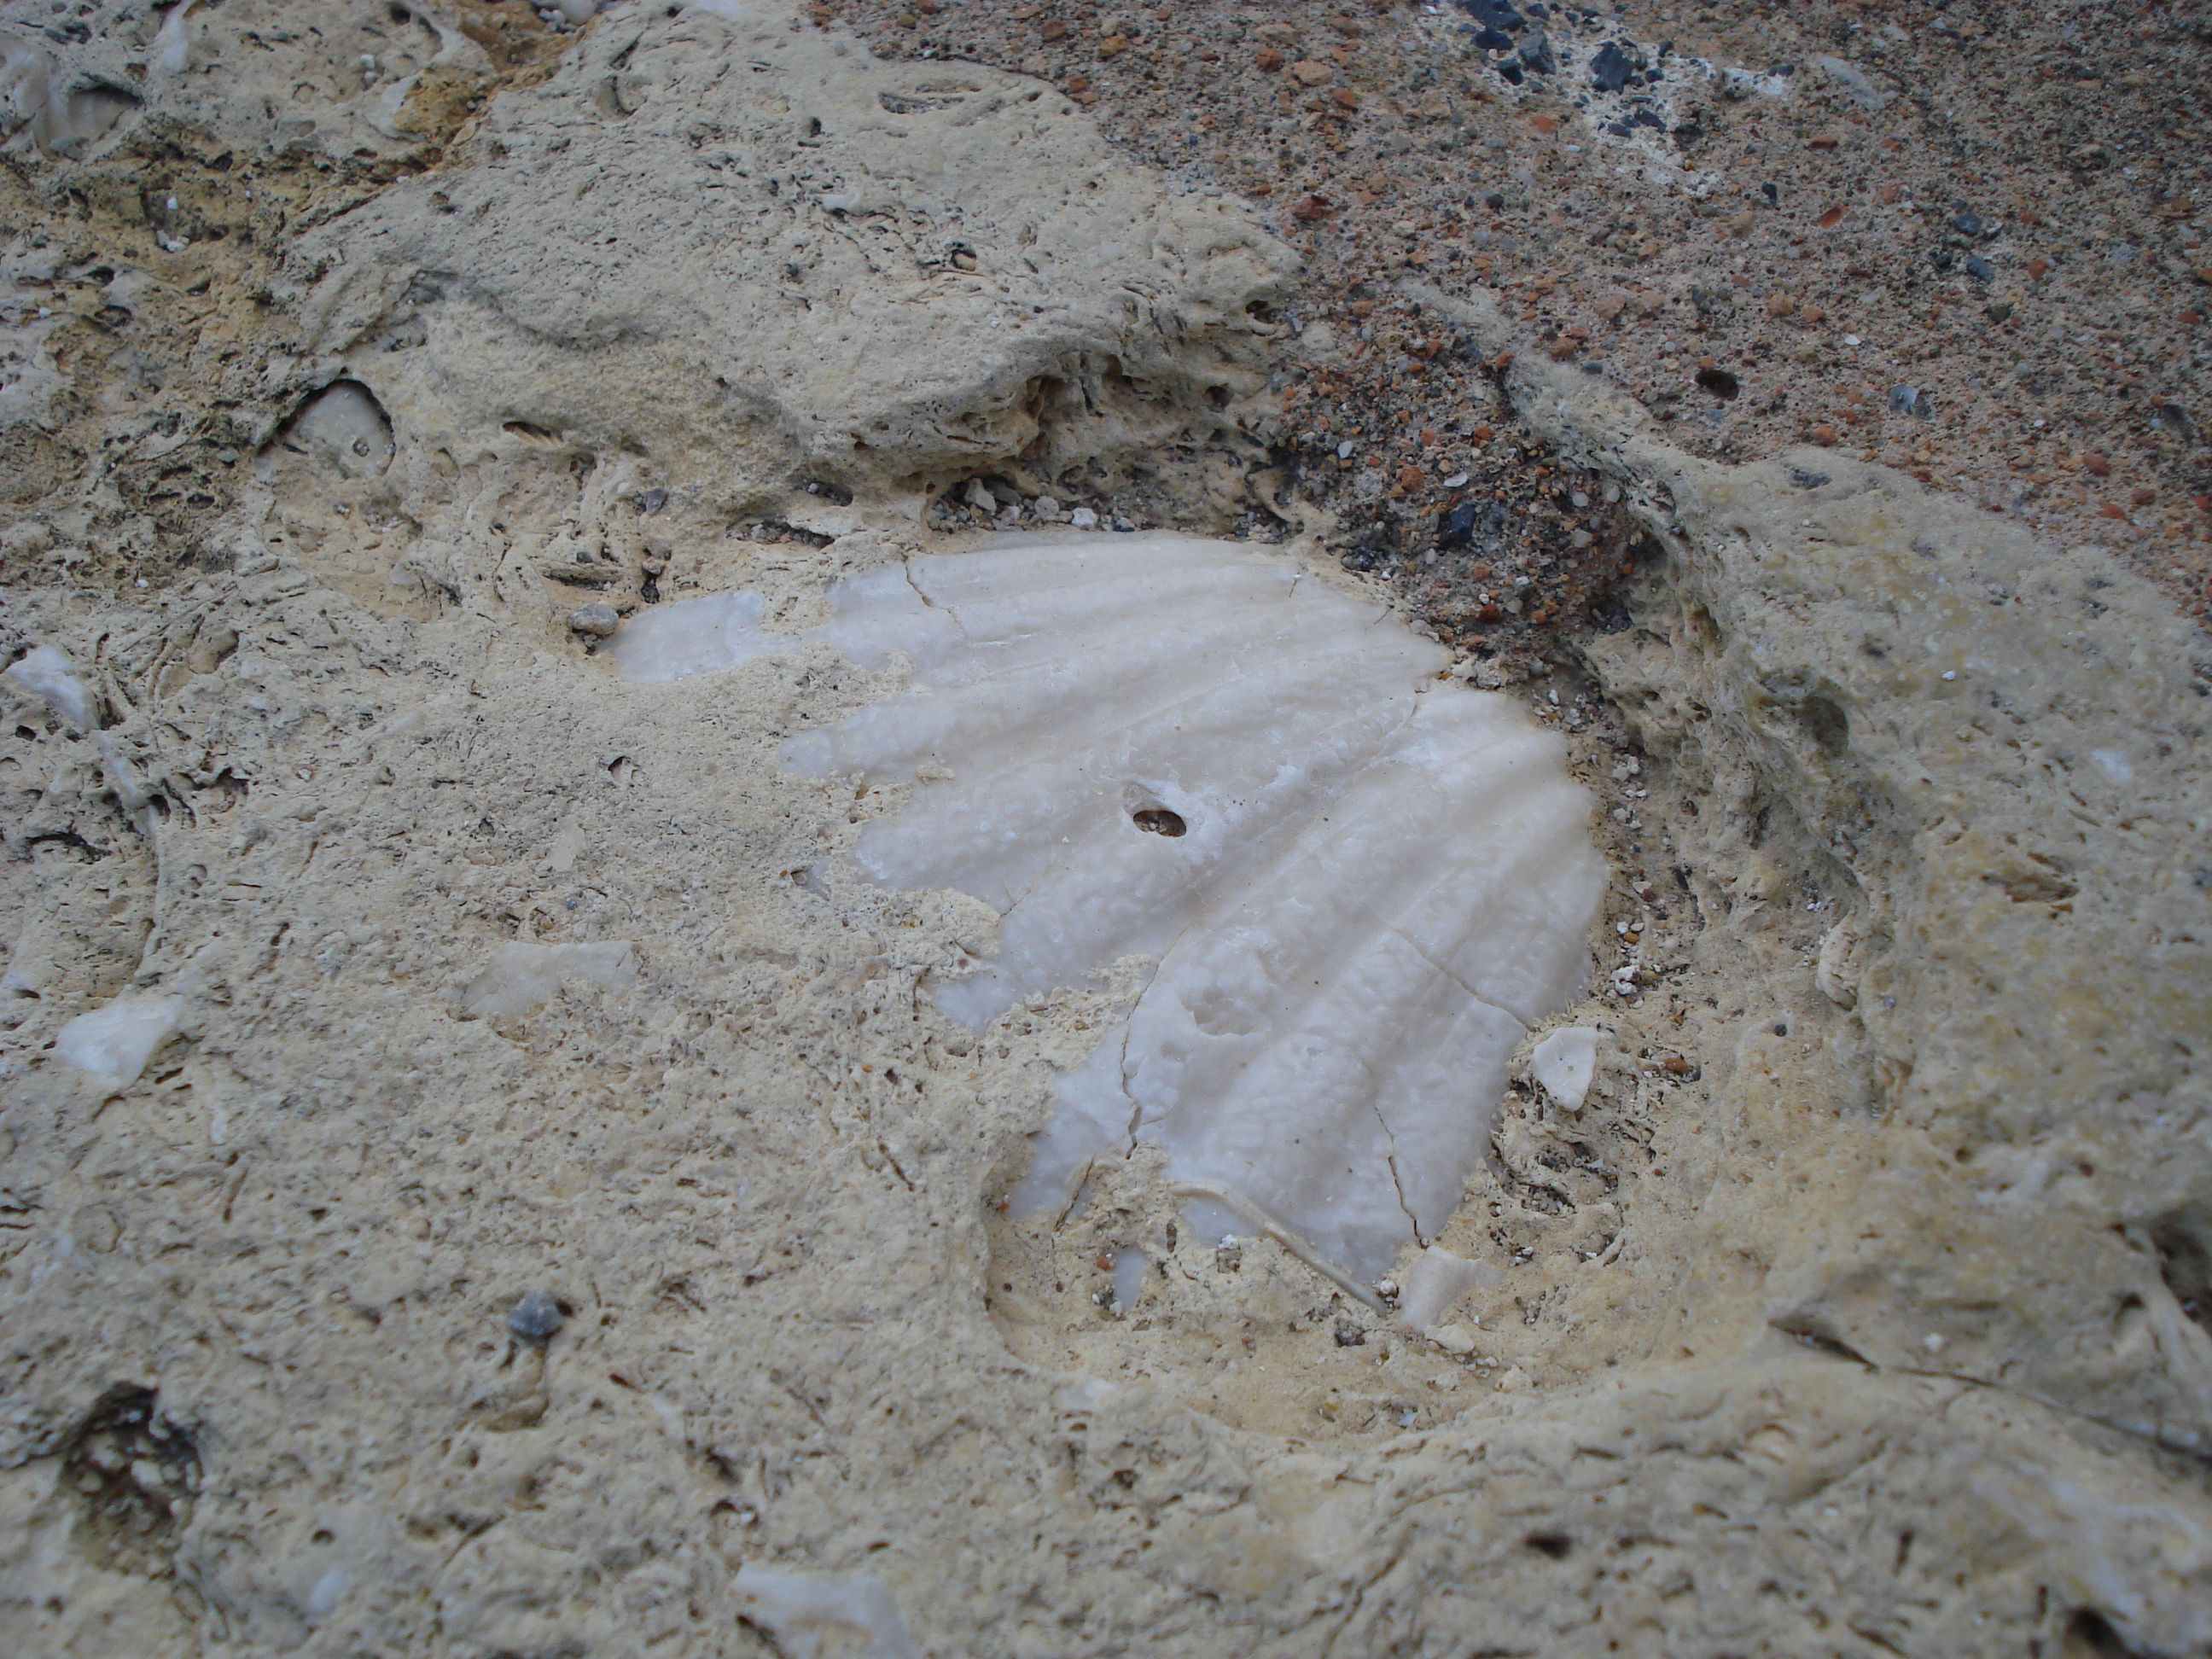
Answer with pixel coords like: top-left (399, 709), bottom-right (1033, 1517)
top-left (614, 534), bottom-right (1604, 1278)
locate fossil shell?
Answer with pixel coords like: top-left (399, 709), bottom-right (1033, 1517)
top-left (614, 534), bottom-right (1604, 1278)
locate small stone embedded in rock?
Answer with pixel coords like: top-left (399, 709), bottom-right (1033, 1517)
top-left (1888, 383), bottom-right (1922, 415)
top-left (568, 603), bottom-right (620, 637)
top-left (1438, 501), bottom-right (1480, 547)
top-left (507, 1290), bottom-right (565, 1342)
top-left (1953, 210), bottom-right (1984, 237)
top-left (1591, 42), bottom-right (1634, 92)
top-left (1068, 507), bottom-right (1098, 529)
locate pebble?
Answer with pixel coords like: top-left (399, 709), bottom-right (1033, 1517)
top-left (1068, 507), bottom-right (1098, 529)
top-left (568, 603), bottom-right (620, 637)
top-left (1033, 495), bottom-right (1062, 517)
top-left (1887, 383), bottom-right (1921, 415)
top-left (1590, 42), bottom-right (1633, 93)
top-left (1952, 210), bottom-right (1984, 237)
top-left (507, 1290), bottom-right (566, 1342)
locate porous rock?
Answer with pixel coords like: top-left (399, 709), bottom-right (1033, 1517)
top-left (0, 4), bottom-right (2207, 1656)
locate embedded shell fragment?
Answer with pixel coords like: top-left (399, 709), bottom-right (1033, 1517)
top-left (615, 533), bottom-right (1604, 1276)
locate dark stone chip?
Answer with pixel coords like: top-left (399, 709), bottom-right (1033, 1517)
top-left (1461, 0), bottom-right (1525, 32)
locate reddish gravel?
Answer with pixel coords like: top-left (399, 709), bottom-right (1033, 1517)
top-left (825, 0), bottom-right (2212, 639)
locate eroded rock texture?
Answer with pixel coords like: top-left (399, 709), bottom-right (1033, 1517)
top-left (0, 5), bottom-right (2207, 1657)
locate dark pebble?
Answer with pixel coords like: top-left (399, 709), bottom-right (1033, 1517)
top-left (507, 1289), bottom-right (567, 1342)
top-left (1633, 107), bottom-right (1664, 129)
top-left (1761, 181), bottom-right (1778, 203)
top-left (1341, 545), bottom-right (1388, 573)
top-left (1463, 0), bottom-right (1526, 30)
top-left (1887, 383), bottom-right (1922, 415)
top-left (1519, 31), bottom-right (1557, 74)
top-left (1475, 26), bottom-right (1516, 52)
top-left (1952, 210), bottom-right (1983, 236)
top-left (1965, 254), bottom-right (1993, 282)
top-left (1438, 502), bottom-right (1481, 548)
top-left (1591, 41), bottom-right (1634, 92)
top-left (1485, 190), bottom-right (1507, 209)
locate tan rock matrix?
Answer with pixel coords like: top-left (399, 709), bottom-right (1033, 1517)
top-left (1, 3), bottom-right (2207, 1656)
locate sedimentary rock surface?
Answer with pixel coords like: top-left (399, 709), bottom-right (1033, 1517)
top-left (3, 4), bottom-right (2208, 1656)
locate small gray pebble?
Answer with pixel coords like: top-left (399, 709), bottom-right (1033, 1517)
top-left (507, 1290), bottom-right (566, 1342)
top-left (568, 603), bottom-right (620, 638)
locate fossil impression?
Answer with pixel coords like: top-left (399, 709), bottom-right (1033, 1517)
top-left (614, 534), bottom-right (1603, 1278)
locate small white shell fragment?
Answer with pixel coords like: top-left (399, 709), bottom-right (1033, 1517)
top-left (4, 643), bottom-right (96, 731)
top-left (1814, 925), bottom-right (1860, 1010)
top-left (617, 533), bottom-right (1603, 1279)
top-left (152, 0), bottom-right (198, 77)
top-left (1528, 1024), bottom-right (1601, 1112)
top-left (54, 995), bottom-right (186, 1086)
top-left (1429, 1323), bottom-right (1480, 1356)
top-left (457, 941), bottom-right (637, 1020)
top-left (608, 591), bottom-right (783, 683)
top-left (1398, 1244), bottom-right (1505, 1330)
top-left (732, 1563), bottom-right (919, 1659)
top-left (1111, 1248), bottom-right (1147, 1313)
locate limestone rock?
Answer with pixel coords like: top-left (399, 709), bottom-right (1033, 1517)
top-left (286, 2), bottom-right (1295, 535)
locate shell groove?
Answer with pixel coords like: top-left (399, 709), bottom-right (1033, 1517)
top-left (614, 533), bottom-right (1603, 1278)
